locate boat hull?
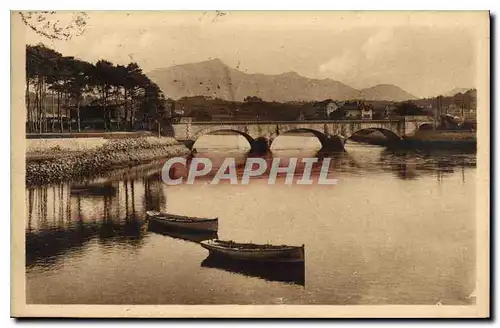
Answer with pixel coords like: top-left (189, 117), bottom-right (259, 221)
top-left (146, 212), bottom-right (218, 232)
top-left (200, 241), bottom-right (305, 263)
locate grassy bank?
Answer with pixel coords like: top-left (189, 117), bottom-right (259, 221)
top-left (26, 137), bottom-right (190, 186)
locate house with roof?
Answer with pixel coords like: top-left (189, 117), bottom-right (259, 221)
top-left (341, 101), bottom-right (362, 119)
top-left (361, 106), bottom-right (373, 120)
top-left (325, 101), bottom-right (339, 117)
top-left (311, 99), bottom-right (339, 119)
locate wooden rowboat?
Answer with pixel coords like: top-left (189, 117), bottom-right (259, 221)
top-left (200, 239), bottom-right (305, 262)
top-left (146, 211), bottom-right (218, 232)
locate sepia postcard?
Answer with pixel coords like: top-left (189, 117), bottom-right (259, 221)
top-left (11, 10), bottom-right (490, 318)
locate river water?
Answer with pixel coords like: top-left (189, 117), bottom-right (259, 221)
top-left (25, 135), bottom-right (476, 305)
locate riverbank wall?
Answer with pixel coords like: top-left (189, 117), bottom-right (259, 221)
top-left (26, 137), bottom-right (190, 186)
top-left (348, 129), bottom-right (476, 151)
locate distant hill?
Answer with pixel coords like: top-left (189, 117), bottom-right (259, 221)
top-left (147, 59), bottom-right (416, 102)
top-left (359, 84), bottom-right (417, 101)
top-left (443, 88), bottom-right (474, 97)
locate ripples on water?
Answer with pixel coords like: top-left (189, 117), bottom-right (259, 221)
top-left (25, 135), bottom-right (477, 305)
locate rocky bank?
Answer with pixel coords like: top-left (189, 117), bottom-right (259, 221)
top-left (26, 137), bottom-right (190, 186)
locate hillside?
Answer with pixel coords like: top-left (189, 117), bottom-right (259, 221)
top-left (443, 88), bottom-right (473, 97)
top-left (147, 59), bottom-right (416, 102)
top-left (360, 84), bottom-right (417, 102)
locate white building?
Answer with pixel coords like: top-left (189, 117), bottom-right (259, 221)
top-left (361, 107), bottom-right (373, 120)
top-left (325, 101), bottom-right (339, 117)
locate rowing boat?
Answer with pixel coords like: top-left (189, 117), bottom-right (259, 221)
top-left (146, 211), bottom-right (218, 232)
top-left (200, 239), bottom-right (305, 262)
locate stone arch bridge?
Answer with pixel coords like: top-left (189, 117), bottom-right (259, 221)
top-left (172, 118), bottom-right (432, 151)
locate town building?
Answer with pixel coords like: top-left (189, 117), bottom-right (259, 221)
top-left (361, 107), bottom-right (373, 120)
top-left (342, 101), bottom-right (362, 119)
top-left (325, 101), bottom-right (339, 117)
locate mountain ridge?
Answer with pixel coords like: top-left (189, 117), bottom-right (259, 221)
top-left (147, 58), bottom-right (417, 102)
top-left (442, 88), bottom-right (474, 97)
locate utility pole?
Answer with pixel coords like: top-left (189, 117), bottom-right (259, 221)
top-left (434, 97), bottom-right (439, 130)
top-left (461, 93), bottom-right (465, 119)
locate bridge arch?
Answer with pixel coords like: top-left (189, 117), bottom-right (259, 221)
top-left (416, 123), bottom-right (434, 131)
top-left (189, 126), bottom-right (255, 150)
top-left (345, 128), bottom-right (401, 142)
top-left (270, 128), bottom-right (328, 150)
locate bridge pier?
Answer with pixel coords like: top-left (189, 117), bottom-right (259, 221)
top-left (250, 137), bottom-right (271, 155)
top-left (182, 140), bottom-right (195, 150)
top-left (320, 136), bottom-right (345, 152)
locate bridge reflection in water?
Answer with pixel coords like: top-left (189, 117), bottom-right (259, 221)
top-left (186, 144), bottom-right (475, 184)
top-left (26, 149), bottom-right (474, 269)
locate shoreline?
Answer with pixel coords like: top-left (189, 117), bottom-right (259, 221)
top-left (350, 130), bottom-right (476, 151)
top-left (26, 137), bottom-right (190, 187)
top-left (400, 130), bottom-right (477, 151)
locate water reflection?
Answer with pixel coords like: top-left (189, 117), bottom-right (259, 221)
top-left (377, 148), bottom-right (476, 181)
top-left (26, 143), bottom-right (476, 305)
top-left (201, 255), bottom-right (306, 286)
top-left (70, 182), bottom-right (117, 197)
top-left (148, 220), bottom-right (218, 243)
top-left (190, 146), bottom-right (476, 184)
top-left (26, 163), bottom-right (168, 269)
top-left (142, 173), bottom-right (167, 212)
top-left (26, 148), bottom-right (475, 269)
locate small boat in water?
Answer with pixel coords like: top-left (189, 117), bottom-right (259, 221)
top-left (146, 211), bottom-right (218, 232)
top-left (200, 239), bottom-right (305, 262)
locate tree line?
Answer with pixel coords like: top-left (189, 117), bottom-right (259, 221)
top-left (412, 89), bottom-right (477, 112)
top-left (26, 43), bottom-right (166, 133)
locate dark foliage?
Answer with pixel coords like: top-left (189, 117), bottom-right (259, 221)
top-left (26, 43), bottom-right (166, 133)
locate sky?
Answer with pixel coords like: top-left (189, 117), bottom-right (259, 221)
top-left (19, 11), bottom-right (486, 98)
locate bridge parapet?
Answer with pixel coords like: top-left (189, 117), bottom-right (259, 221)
top-left (172, 118), bottom-right (431, 150)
